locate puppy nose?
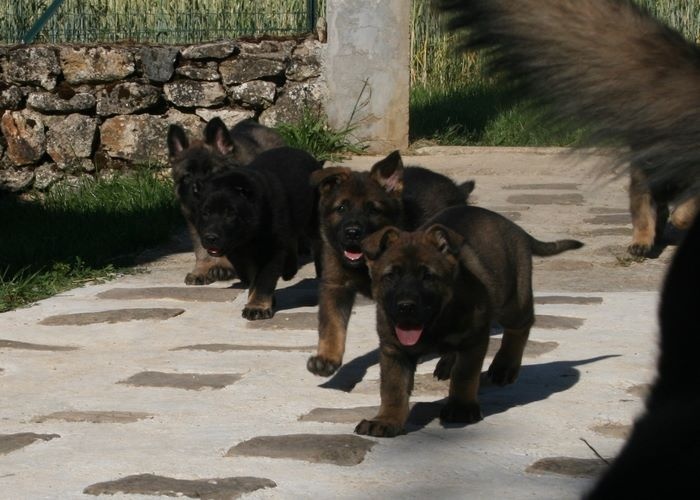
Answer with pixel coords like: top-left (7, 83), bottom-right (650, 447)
top-left (202, 233), bottom-right (218, 246)
top-left (344, 226), bottom-right (362, 241)
top-left (397, 301), bottom-right (417, 315)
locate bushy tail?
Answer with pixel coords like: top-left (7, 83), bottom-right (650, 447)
top-left (529, 237), bottom-right (583, 257)
top-left (436, 0), bottom-right (700, 192)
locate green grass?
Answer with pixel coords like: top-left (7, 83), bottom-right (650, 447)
top-left (276, 110), bottom-right (366, 161)
top-left (410, 82), bottom-right (585, 147)
top-left (0, 170), bottom-right (181, 312)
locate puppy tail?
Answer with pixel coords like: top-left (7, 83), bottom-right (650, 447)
top-left (436, 0), bottom-right (700, 192)
top-left (529, 237), bottom-right (583, 257)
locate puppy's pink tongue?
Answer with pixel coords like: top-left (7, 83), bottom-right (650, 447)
top-left (344, 250), bottom-right (363, 261)
top-left (395, 326), bottom-right (423, 346)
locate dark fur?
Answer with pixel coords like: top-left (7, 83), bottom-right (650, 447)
top-left (167, 117), bottom-right (285, 285)
top-left (437, 0), bottom-right (700, 496)
top-left (306, 151), bottom-right (475, 376)
top-left (438, 0), bottom-right (700, 256)
top-left (194, 147), bottom-right (322, 320)
top-left (354, 206), bottom-right (582, 437)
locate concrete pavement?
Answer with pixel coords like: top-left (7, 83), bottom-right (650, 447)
top-left (0, 147), bottom-right (674, 499)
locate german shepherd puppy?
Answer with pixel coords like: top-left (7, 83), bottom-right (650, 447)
top-left (193, 147), bottom-right (323, 320)
top-left (437, 0), bottom-right (700, 496)
top-left (167, 118), bottom-right (285, 285)
top-left (306, 151), bottom-right (475, 376)
top-left (438, 0), bottom-right (700, 257)
top-left (355, 205), bottom-right (582, 437)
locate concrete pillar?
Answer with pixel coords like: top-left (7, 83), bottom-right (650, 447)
top-left (324, 0), bottom-right (410, 153)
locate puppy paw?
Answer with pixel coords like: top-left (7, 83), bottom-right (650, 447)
top-left (627, 242), bottom-right (652, 257)
top-left (355, 419), bottom-right (404, 438)
top-left (185, 272), bottom-right (214, 286)
top-left (242, 305), bottom-right (274, 320)
top-left (207, 265), bottom-right (236, 282)
top-left (487, 356), bottom-right (521, 386)
top-left (433, 352), bottom-right (456, 380)
top-left (440, 401), bottom-right (482, 424)
top-left (306, 355), bottom-right (340, 377)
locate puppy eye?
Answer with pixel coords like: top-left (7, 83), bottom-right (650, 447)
top-left (381, 267), bottom-right (400, 282)
top-left (421, 267), bottom-right (437, 281)
top-left (335, 203), bottom-right (347, 213)
top-left (367, 204), bottom-right (382, 216)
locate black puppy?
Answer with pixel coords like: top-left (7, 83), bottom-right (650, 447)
top-left (167, 117), bottom-right (285, 285)
top-left (194, 147), bottom-right (323, 320)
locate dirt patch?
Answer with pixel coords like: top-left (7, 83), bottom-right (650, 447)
top-left (591, 422), bottom-right (632, 439)
top-left (299, 406), bottom-right (378, 424)
top-left (588, 207), bottom-right (627, 214)
top-left (0, 339), bottom-right (79, 351)
top-left (534, 296), bottom-right (603, 305)
top-left (627, 383), bottom-right (651, 398)
top-left (97, 287), bottom-right (241, 302)
top-left (502, 183), bottom-right (580, 190)
top-left (226, 434), bottom-right (376, 466)
top-left (526, 457), bottom-right (607, 478)
top-left (534, 315), bottom-right (585, 330)
top-left (83, 474), bottom-right (276, 498)
top-left (118, 371), bottom-right (242, 390)
top-left (32, 411), bottom-right (154, 424)
top-left (507, 194), bottom-right (584, 205)
top-left (584, 214), bottom-right (631, 225)
top-left (0, 433), bottom-right (60, 455)
top-left (39, 308), bottom-right (185, 326)
top-left (244, 312), bottom-right (318, 331)
top-left (576, 227), bottom-right (630, 237)
top-left (172, 343), bottom-right (316, 352)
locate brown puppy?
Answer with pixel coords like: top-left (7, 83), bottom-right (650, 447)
top-left (355, 205), bottom-right (582, 437)
top-left (306, 151), bottom-right (475, 377)
top-left (167, 117), bottom-right (285, 285)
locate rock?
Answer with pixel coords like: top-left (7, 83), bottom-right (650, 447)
top-left (0, 110), bottom-right (46, 166)
top-left (259, 81), bottom-right (325, 126)
top-left (2, 47), bottom-right (60, 90)
top-left (175, 61), bottom-right (220, 81)
top-left (33, 163), bottom-right (64, 190)
top-left (139, 46), bottom-right (180, 83)
top-left (0, 85), bottom-right (24, 110)
top-left (27, 91), bottom-right (95, 113)
top-left (163, 109), bottom-right (204, 139)
top-left (181, 41), bottom-right (238, 60)
top-left (60, 47), bottom-right (135, 84)
top-left (194, 108), bottom-right (254, 129)
top-left (163, 80), bottom-right (227, 108)
top-left (96, 82), bottom-right (161, 116)
top-left (287, 39), bottom-right (323, 81)
top-left (0, 168), bottom-right (34, 192)
top-left (228, 80), bottom-right (276, 109)
top-left (219, 57), bottom-right (286, 85)
top-left (46, 114), bottom-right (98, 167)
top-left (238, 40), bottom-right (294, 61)
top-left (100, 115), bottom-right (169, 164)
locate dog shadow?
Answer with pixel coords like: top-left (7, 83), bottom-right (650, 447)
top-left (405, 355), bottom-right (618, 433)
top-left (274, 278), bottom-right (319, 310)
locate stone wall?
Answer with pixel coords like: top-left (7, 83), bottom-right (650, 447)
top-left (0, 37), bottom-right (325, 192)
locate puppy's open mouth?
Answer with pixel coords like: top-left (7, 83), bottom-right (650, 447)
top-left (394, 324), bottom-right (424, 346)
top-left (206, 247), bottom-right (224, 257)
top-left (342, 246), bottom-right (364, 263)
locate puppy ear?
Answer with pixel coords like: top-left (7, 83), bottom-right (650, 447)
top-left (369, 150), bottom-right (404, 195)
top-left (167, 124), bottom-right (189, 158)
top-left (310, 166), bottom-right (351, 195)
top-left (424, 224), bottom-right (464, 255)
top-left (204, 117), bottom-right (234, 155)
top-left (362, 226), bottom-right (401, 261)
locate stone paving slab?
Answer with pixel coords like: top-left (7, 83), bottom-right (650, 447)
top-left (0, 148), bottom-right (673, 499)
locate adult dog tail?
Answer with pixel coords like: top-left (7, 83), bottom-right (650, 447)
top-left (529, 237), bottom-right (583, 257)
top-left (436, 0), bottom-right (700, 192)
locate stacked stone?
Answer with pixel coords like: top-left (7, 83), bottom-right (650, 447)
top-left (0, 38), bottom-right (325, 192)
